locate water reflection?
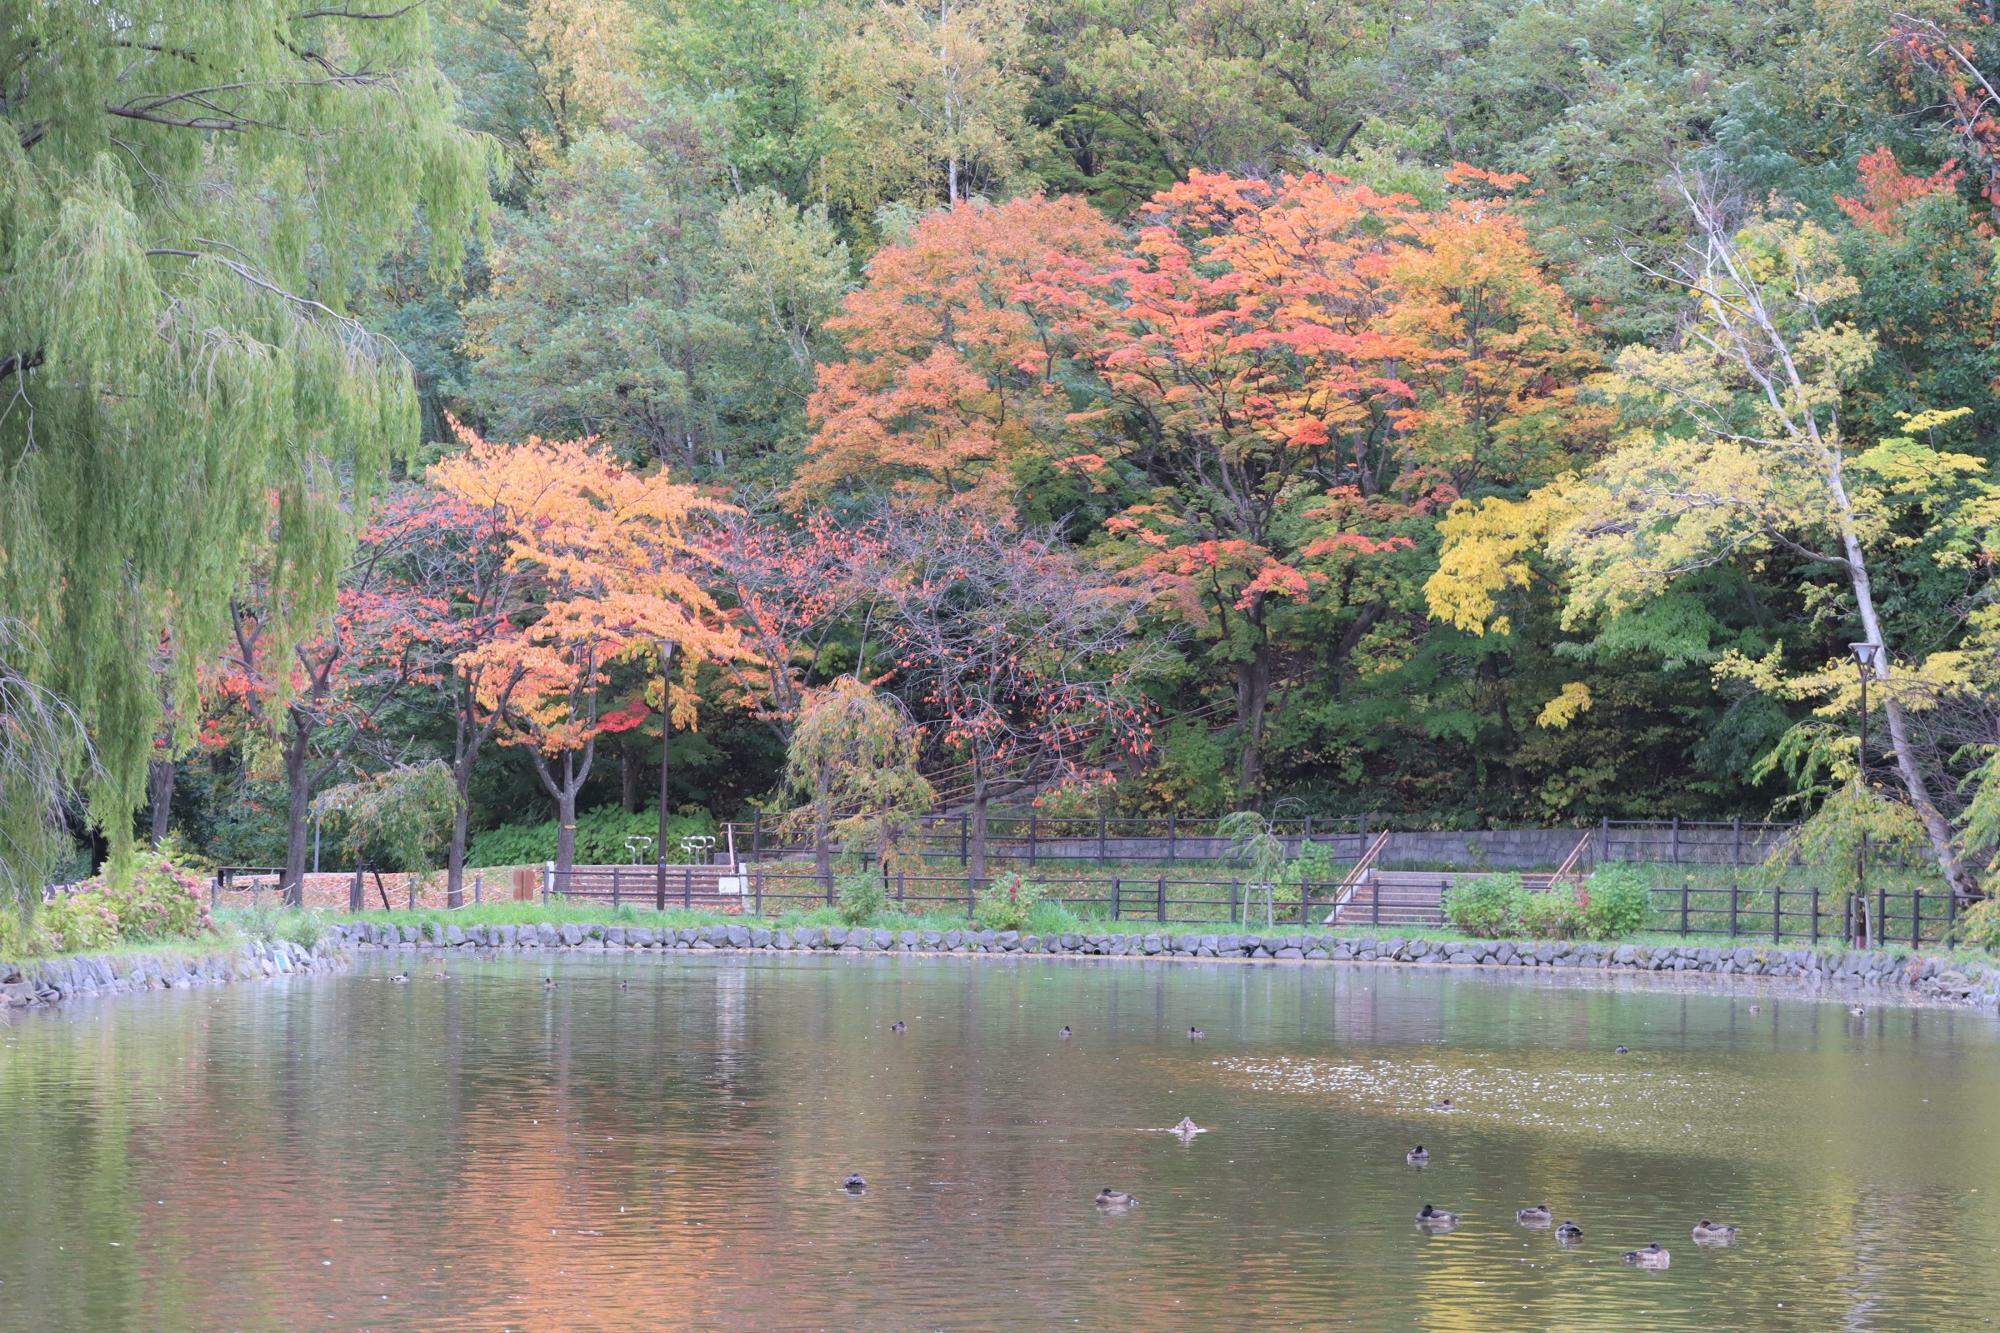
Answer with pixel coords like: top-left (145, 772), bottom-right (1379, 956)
top-left (0, 954), bottom-right (1995, 1328)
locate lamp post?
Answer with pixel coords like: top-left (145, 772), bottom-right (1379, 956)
top-left (656, 639), bottom-right (674, 912)
top-left (1849, 641), bottom-right (1883, 946)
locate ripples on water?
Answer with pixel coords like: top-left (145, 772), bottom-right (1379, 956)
top-left (0, 954), bottom-right (1996, 1329)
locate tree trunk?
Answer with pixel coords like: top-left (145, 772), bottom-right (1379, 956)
top-left (281, 712), bottom-right (312, 908)
top-left (555, 777), bottom-right (578, 896)
top-left (968, 766), bottom-right (989, 884)
top-left (148, 758), bottom-right (175, 846)
top-left (657, 641), bottom-right (674, 904)
top-left (447, 796), bottom-right (471, 909)
top-left (1834, 471), bottom-right (1973, 896)
top-left (1234, 648), bottom-right (1273, 799)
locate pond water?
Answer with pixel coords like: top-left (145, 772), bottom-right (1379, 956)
top-left (1, 953), bottom-right (1996, 1329)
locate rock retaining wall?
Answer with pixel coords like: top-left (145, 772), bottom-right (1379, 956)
top-left (0, 938), bottom-right (349, 1008)
top-left (329, 921), bottom-right (2000, 1007)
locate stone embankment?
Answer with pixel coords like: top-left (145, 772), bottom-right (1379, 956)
top-left (0, 937), bottom-right (347, 1007)
top-left (330, 921), bottom-right (2000, 1006)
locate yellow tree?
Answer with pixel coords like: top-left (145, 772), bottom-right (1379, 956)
top-left (431, 420), bottom-right (747, 888)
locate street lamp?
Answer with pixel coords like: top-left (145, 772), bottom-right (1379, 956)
top-left (1849, 642), bottom-right (1883, 945)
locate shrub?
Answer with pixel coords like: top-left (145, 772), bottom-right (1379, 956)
top-left (37, 892), bottom-right (122, 954)
top-left (973, 872), bottom-right (1047, 931)
top-left (1952, 897), bottom-right (2000, 952)
top-left (1442, 873), bottom-right (1525, 938)
top-left (836, 873), bottom-right (889, 926)
top-left (1518, 885), bottom-right (1581, 939)
top-left (96, 856), bottom-right (211, 941)
top-left (467, 806), bottom-right (718, 868)
top-left (1580, 864), bottom-right (1652, 940)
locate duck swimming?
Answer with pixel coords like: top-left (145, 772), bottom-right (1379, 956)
top-left (1615, 1045), bottom-right (1629, 1054)
top-left (1095, 1188), bottom-right (1137, 1210)
top-left (1428, 1098), bottom-right (1456, 1112)
top-left (1171, 1116), bottom-right (1204, 1136)
top-left (1060, 1026), bottom-right (1072, 1040)
top-left (842, 1174), bottom-right (867, 1194)
top-left (1623, 1242), bottom-right (1670, 1269)
top-left (1691, 1219), bottom-right (1738, 1244)
top-left (1415, 1204), bottom-right (1459, 1230)
top-left (1405, 1145), bottom-right (1429, 1165)
top-left (1188, 1026), bottom-right (1205, 1040)
top-left (390, 973), bottom-right (409, 984)
top-left (1516, 1204), bottom-right (1553, 1226)
top-left (891, 1020), bottom-right (906, 1034)
top-left (1556, 1221), bottom-right (1584, 1242)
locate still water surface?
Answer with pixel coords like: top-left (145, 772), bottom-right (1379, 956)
top-left (1, 953), bottom-right (1996, 1329)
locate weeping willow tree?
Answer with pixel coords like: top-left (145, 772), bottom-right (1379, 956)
top-left (0, 3), bottom-right (496, 906)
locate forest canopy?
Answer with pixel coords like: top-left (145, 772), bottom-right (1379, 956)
top-left (10, 0), bottom-right (2000, 902)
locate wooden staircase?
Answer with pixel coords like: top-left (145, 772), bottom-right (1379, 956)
top-left (1325, 831), bottom-right (1591, 928)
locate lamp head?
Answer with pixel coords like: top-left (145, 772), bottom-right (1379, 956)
top-left (1849, 642), bottom-right (1883, 671)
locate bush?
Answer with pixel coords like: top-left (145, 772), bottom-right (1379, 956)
top-left (1518, 885), bottom-right (1581, 939)
top-left (1442, 873), bottom-right (1525, 938)
top-left (96, 856), bottom-right (211, 940)
top-left (37, 892), bottom-right (122, 953)
top-left (973, 872), bottom-right (1047, 931)
top-left (836, 872), bottom-right (889, 926)
top-left (1952, 897), bottom-right (2000, 951)
top-left (467, 806), bottom-right (718, 868)
top-left (1580, 864), bottom-right (1652, 940)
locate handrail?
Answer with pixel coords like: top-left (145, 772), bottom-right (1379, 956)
top-left (1324, 829), bottom-right (1391, 924)
top-left (1551, 831), bottom-right (1592, 887)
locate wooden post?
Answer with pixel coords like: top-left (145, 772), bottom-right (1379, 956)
top-left (1371, 880), bottom-right (1381, 928)
top-left (1877, 884), bottom-right (1888, 949)
top-left (1110, 876), bottom-right (1121, 922)
top-left (1029, 810), bottom-right (1038, 867)
top-left (1156, 874), bottom-right (1166, 923)
top-left (474, 872), bottom-right (482, 907)
top-left (751, 812), bottom-right (763, 859)
top-left (1671, 816), bottom-right (1681, 866)
top-left (1679, 881), bottom-right (1690, 936)
top-left (349, 866), bottom-right (362, 913)
top-left (1229, 879), bottom-right (1239, 925)
top-left (1727, 883), bottom-right (1738, 938)
top-left (612, 866), bottom-right (622, 908)
top-left (1811, 886), bottom-right (1820, 945)
top-left (685, 862), bottom-right (695, 911)
top-left (1772, 887), bottom-right (1782, 942)
top-left (959, 814), bottom-right (969, 867)
top-left (1948, 889), bottom-right (1958, 944)
top-left (211, 872), bottom-right (220, 913)
top-left (1097, 809), bottom-right (1108, 868)
top-left (753, 867), bottom-right (763, 916)
top-left (1912, 891), bottom-right (1923, 949)
top-left (897, 869), bottom-right (906, 906)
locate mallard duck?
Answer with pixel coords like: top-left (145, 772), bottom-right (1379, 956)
top-left (1171, 1116), bottom-right (1203, 1136)
top-left (1747, 1004), bottom-right (1761, 1014)
top-left (1556, 1220), bottom-right (1584, 1242)
top-left (1691, 1219), bottom-right (1738, 1244)
top-left (890, 1020), bottom-right (906, 1034)
top-left (1188, 1026), bottom-right (1205, 1040)
top-left (1623, 1242), bottom-right (1670, 1269)
top-left (1849, 1005), bottom-right (1866, 1017)
top-left (1095, 1187), bottom-right (1137, 1210)
top-left (390, 973), bottom-right (409, 984)
top-left (1405, 1145), bottom-right (1429, 1165)
top-left (1615, 1045), bottom-right (1630, 1054)
top-left (1415, 1203), bottom-right (1458, 1229)
top-left (1060, 1025), bottom-right (1072, 1040)
top-left (1516, 1204), bottom-right (1553, 1226)
top-left (842, 1173), bottom-right (867, 1194)
top-left (619, 980), bottom-right (628, 989)
top-left (1428, 1098), bottom-right (1456, 1112)
top-left (543, 977), bottom-right (557, 988)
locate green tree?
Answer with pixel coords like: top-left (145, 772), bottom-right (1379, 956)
top-left (0, 1), bottom-right (494, 904)
top-left (782, 676), bottom-right (933, 889)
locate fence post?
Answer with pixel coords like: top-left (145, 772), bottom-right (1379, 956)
top-left (1167, 814), bottom-right (1177, 865)
top-left (1156, 875), bottom-right (1166, 924)
top-left (1948, 889), bottom-right (1958, 944)
top-left (967, 874), bottom-right (976, 920)
top-left (1371, 880), bottom-right (1381, 928)
top-left (474, 872), bottom-right (483, 907)
top-left (1772, 887), bottom-right (1781, 943)
top-left (612, 866), bottom-right (622, 908)
top-left (754, 867), bottom-right (763, 917)
top-left (897, 869), bottom-right (906, 907)
top-left (960, 815), bottom-right (969, 867)
top-left (1098, 809), bottom-right (1108, 867)
top-left (685, 862), bottom-right (695, 912)
top-left (1733, 817), bottom-right (1742, 867)
top-left (1811, 886), bottom-right (1820, 945)
top-left (1671, 816), bottom-right (1681, 866)
top-left (1600, 815), bottom-right (1610, 863)
top-left (1110, 876), bottom-right (1121, 922)
top-left (349, 866), bottom-right (362, 913)
top-left (1877, 884), bottom-right (1887, 950)
top-left (1727, 883), bottom-right (1738, 938)
top-left (1912, 891), bottom-right (1923, 949)
top-left (1679, 881), bottom-right (1690, 936)
top-left (1029, 810), bottom-right (1038, 867)
top-left (543, 861), bottom-right (553, 904)
top-left (211, 873), bottom-right (221, 913)
top-left (1229, 879), bottom-right (1239, 925)
top-left (408, 874), bottom-right (416, 911)
top-left (751, 812), bottom-right (762, 859)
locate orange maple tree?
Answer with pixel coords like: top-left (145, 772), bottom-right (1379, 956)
top-left (430, 419), bottom-right (748, 886)
top-left (796, 194), bottom-right (1122, 509)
